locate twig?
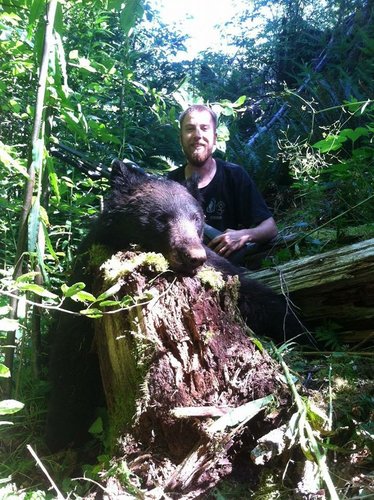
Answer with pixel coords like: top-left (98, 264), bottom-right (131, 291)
top-left (0, 289), bottom-right (79, 316)
top-left (0, 275), bottom-right (177, 319)
top-left (71, 476), bottom-right (111, 495)
top-left (27, 444), bottom-right (65, 500)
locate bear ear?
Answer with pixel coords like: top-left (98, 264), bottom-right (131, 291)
top-left (185, 173), bottom-right (202, 203)
top-left (110, 159), bottom-right (146, 190)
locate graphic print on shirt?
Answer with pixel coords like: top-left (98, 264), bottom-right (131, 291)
top-left (206, 198), bottom-right (225, 221)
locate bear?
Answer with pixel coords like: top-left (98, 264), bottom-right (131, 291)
top-left (46, 160), bottom-right (301, 452)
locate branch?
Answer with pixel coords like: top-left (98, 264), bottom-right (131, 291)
top-left (50, 143), bottom-right (111, 179)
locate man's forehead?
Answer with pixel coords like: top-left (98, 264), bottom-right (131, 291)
top-left (183, 110), bottom-right (214, 126)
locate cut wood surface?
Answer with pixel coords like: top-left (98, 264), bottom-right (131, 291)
top-left (249, 238), bottom-right (374, 342)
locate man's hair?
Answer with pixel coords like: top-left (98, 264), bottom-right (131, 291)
top-left (179, 105), bottom-right (217, 131)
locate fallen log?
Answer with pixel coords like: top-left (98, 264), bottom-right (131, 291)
top-left (93, 251), bottom-right (295, 497)
top-left (249, 238), bottom-right (374, 344)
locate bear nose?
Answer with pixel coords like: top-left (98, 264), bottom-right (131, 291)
top-left (184, 246), bottom-right (207, 269)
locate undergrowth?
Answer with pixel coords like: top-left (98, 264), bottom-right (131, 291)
top-left (1, 340), bottom-right (373, 499)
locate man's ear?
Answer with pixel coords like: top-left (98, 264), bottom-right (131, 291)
top-left (185, 174), bottom-right (202, 203)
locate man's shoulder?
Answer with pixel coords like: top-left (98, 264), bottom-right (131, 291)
top-left (216, 158), bottom-right (240, 169)
top-left (215, 158), bottom-right (251, 181)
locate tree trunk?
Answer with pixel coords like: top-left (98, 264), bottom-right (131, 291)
top-left (249, 238), bottom-right (374, 343)
top-left (94, 251), bottom-right (291, 497)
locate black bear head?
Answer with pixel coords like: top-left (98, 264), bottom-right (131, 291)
top-left (100, 160), bottom-right (207, 275)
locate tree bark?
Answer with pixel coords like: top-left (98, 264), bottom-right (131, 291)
top-left (249, 238), bottom-right (374, 343)
top-left (94, 251), bottom-right (290, 497)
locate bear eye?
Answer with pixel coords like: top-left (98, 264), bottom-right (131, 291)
top-left (154, 212), bottom-right (169, 225)
top-left (192, 212), bottom-right (202, 223)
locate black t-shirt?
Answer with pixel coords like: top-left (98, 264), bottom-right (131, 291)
top-left (167, 158), bottom-right (272, 232)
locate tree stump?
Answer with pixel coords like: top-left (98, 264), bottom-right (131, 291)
top-left (93, 251), bottom-right (291, 497)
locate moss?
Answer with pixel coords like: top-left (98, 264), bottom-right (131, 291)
top-left (101, 252), bottom-right (169, 283)
top-left (201, 328), bottom-right (216, 344)
top-left (197, 265), bottom-right (226, 291)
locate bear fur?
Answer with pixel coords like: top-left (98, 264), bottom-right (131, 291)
top-left (46, 160), bottom-right (300, 452)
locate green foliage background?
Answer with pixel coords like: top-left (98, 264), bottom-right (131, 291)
top-left (0, 0), bottom-right (373, 496)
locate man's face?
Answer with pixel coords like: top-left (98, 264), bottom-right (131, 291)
top-left (180, 110), bottom-right (217, 167)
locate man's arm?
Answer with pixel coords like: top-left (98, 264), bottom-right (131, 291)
top-left (208, 217), bottom-right (277, 258)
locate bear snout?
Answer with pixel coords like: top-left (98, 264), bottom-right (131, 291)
top-left (167, 245), bottom-right (207, 275)
top-left (183, 245), bottom-right (207, 269)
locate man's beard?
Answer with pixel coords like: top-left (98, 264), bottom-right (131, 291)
top-left (183, 144), bottom-right (212, 167)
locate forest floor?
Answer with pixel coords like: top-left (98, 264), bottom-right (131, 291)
top-left (0, 340), bottom-right (373, 499)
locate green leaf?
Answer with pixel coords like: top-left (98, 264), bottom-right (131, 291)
top-left (60, 110), bottom-right (88, 139)
top-left (339, 127), bottom-right (369, 142)
top-left (47, 159), bottom-right (60, 201)
top-left (0, 141), bottom-right (28, 177)
top-left (108, 0), bottom-right (126, 9)
top-left (80, 308), bottom-right (103, 318)
top-left (220, 106), bottom-right (235, 116)
top-left (0, 364), bottom-right (11, 378)
top-left (33, 17), bottom-right (46, 66)
top-left (342, 99), bottom-right (364, 113)
top-left (313, 134), bottom-right (347, 153)
top-left (28, 0), bottom-right (45, 31)
top-left (96, 282), bottom-right (121, 301)
top-left (41, 220), bottom-right (58, 261)
top-left (16, 271), bottom-right (40, 283)
top-left (207, 395), bottom-right (274, 435)
top-left (0, 306), bottom-right (11, 316)
top-left (54, 1), bottom-right (64, 36)
top-left (306, 400), bottom-right (329, 432)
top-left (76, 57), bottom-right (97, 73)
top-left (28, 196), bottom-right (41, 254)
top-left (121, 295), bottom-right (136, 307)
top-left (232, 95), bottom-right (246, 107)
top-left (54, 31), bottom-right (70, 98)
top-left (28, 138), bottom-right (44, 253)
top-left (16, 283), bottom-right (58, 299)
top-left (120, 0), bottom-right (144, 35)
top-left (88, 416), bottom-right (103, 435)
top-left (69, 49), bottom-right (79, 59)
top-left (73, 291), bottom-right (97, 303)
top-left (9, 99), bottom-right (21, 113)
top-left (0, 318), bottom-right (19, 332)
top-left (62, 282), bottom-right (86, 297)
top-left (0, 399), bottom-right (24, 415)
top-left (97, 300), bottom-right (120, 307)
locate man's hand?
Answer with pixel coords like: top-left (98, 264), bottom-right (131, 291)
top-left (207, 217), bottom-right (277, 258)
top-left (208, 229), bottom-right (250, 257)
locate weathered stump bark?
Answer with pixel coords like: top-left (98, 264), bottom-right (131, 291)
top-left (250, 238), bottom-right (374, 343)
top-left (93, 251), bottom-right (290, 497)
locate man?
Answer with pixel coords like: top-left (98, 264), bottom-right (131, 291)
top-left (168, 104), bottom-right (277, 263)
